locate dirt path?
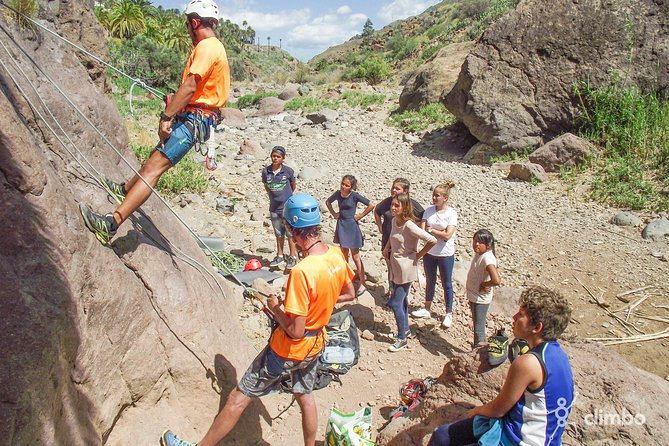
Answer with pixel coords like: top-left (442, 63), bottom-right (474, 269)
top-left (168, 92), bottom-right (669, 444)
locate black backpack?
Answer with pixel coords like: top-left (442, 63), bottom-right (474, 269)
top-left (281, 309), bottom-right (360, 392)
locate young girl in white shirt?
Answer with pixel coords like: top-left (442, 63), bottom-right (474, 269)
top-left (413, 182), bottom-right (458, 328)
top-left (466, 229), bottom-right (501, 347)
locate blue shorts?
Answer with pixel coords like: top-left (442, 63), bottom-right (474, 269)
top-left (157, 113), bottom-right (195, 165)
top-left (270, 212), bottom-right (293, 238)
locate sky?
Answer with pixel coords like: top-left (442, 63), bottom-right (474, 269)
top-left (154, 0), bottom-right (442, 61)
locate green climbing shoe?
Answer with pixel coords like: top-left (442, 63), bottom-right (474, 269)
top-left (100, 177), bottom-right (126, 204)
top-left (79, 203), bottom-right (116, 246)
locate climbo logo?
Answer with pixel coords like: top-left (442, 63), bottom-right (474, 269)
top-left (583, 408), bottom-right (646, 426)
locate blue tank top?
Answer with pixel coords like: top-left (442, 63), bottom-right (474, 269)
top-left (501, 341), bottom-right (574, 446)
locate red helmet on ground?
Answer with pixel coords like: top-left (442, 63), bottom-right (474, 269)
top-left (244, 258), bottom-right (262, 271)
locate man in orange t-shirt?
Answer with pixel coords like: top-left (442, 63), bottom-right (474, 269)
top-left (79, 0), bottom-right (230, 246)
top-left (160, 194), bottom-right (356, 446)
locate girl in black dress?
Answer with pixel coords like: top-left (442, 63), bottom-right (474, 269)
top-left (326, 175), bottom-right (374, 296)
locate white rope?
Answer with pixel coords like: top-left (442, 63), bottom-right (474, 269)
top-left (0, 22), bottom-right (251, 295)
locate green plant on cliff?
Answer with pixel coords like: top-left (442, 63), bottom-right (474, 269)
top-left (574, 80), bottom-right (669, 211)
top-left (6, 0), bottom-right (38, 28)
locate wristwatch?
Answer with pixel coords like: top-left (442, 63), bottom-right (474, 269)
top-left (160, 111), bottom-right (174, 121)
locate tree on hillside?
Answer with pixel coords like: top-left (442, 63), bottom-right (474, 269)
top-left (362, 18), bottom-right (374, 38)
top-left (109, 0), bottom-right (146, 38)
top-left (163, 15), bottom-right (191, 55)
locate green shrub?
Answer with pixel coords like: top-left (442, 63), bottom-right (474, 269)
top-left (293, 64), bottom-right (311, 83)
top-left (455, 0), bottom-right (490, 20)
top-left (341, 91), bottom-right (385, 108)
top-left (284, 96), bottom-right (339, 112)
top-left (387, 103), bottom-right (456, 133)
top-left (575, 79), bottom-right (669, 210)
top-left (109, 36), bottom-right (182, 88)
top-left (130, 144), bottom-right (207, 195)
top-left (347, 56), bottom-right (391, 85)
top-left (234, 91), bottom-right (278, 109)
top-left (387, 35), bottom-right (419, 61)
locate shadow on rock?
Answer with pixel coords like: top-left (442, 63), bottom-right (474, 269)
top-left (212, 354), bottom-right (271, 445)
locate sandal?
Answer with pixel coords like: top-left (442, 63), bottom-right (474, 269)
top-left (356, 287), bottom-right (367, 297)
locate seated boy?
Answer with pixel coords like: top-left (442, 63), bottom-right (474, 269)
top-left (429, 286), bottom-right (574, 446)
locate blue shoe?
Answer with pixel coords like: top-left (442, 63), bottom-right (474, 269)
top-left (160, 430), bottom-right (195, 446)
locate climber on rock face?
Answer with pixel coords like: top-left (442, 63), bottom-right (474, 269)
top-left (160, 193), bottom-right (356, 446)
top-left (79, 0), bottom-right (230, 246)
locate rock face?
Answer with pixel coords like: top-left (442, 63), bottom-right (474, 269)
top-left (0, 4), bottom-right (261, 445)
top-left (443, 0), bottom-right (669, 152)
top-left (399, 41), bottom-right (474, 111)
top-left (377, 340), bottom-right (669, 446)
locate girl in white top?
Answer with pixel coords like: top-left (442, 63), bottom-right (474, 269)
top-left (382, 193), bottom-right (436, 352)
top-left (414, 182), bottom-right (458, 328)
top-left (466, 229), bottom-right (501, 347)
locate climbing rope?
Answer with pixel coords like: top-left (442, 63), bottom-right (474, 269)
top-left (0, 20), bottom-right (256, 298)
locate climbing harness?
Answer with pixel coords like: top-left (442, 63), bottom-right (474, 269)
top-left (389, 377), bottom-right (437, 419)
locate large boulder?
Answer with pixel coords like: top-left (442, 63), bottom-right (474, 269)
top-left (0, 5), bottom-right (269, 445)
top-left (377, 340), bottom-right (669, 446)
top-left (443, 0), bottom-right (669, 152)
top-left (399, 41), bottom-right (475, 111)
top-left (254, 97), bottom-right (285, 117)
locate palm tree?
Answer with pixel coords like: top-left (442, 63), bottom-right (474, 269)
top-left (109, 0), bottom-right (146, 38)
top-left (143, 8), bottom-right (173, 45)
top-left (163, 15), bottom-right (191, 55)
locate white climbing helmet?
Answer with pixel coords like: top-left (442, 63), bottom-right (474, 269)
top-left (184, 0), bottom-right (220, 23)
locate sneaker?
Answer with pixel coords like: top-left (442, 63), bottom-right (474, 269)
top-left (509, 338), bottom-right (530, 363)
top-left (411, 308), bottom-right (431, 318)
top-left (388, 338), bottom-right (408, 352)
top-left (269, 255), bottom-right (285, 267)
top-left (487, 329), bottom-right (510, 366)
top-left (79, 203), bottom-right (116, 245)
top-left (441, 313), bottom-right (453, 328)
top-left (285, 256), bottom-right (297, 270)
top-left (160, 430), bottom-right (195, 446)
top-left (100, 177), bottom-right (126, 204)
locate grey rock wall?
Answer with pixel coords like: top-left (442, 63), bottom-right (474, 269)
top-left (0, 3), bottom-right (259, 444)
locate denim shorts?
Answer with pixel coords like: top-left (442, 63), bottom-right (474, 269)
top-left (270, 212), bottom-right (293, 238)
top-left (157, 113), bottom-right (195, 165)
top-left (238, 346), bottom-right (320, 396)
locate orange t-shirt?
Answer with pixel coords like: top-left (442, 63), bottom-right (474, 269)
top-left (269, 246), bottom-right (354, 360)
top-left (182, 37), bottom-right (230, 109)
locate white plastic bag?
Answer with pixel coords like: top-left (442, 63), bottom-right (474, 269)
top-left (325, 406), bottom-right (374, 446)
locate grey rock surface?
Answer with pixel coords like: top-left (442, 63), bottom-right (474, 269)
top-left (399, 41), bottom-right (474, 111)
top-left (642, 217), bottom-right (669, 241)
top-left (508, 162), bottom-right (549, 183)
top-left (528, 133), bottom-right (594, 172)
top-left (611, 212), bottom-right (643, 227)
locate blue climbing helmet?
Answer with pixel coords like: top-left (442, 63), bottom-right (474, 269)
top-left (283, 193), bottom-right (321, 228)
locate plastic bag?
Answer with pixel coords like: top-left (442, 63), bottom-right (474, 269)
top-left (325, 406), bottom-right (375, 446)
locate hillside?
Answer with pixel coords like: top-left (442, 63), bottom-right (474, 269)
top-left (308, 0), bottom-right (519, 82)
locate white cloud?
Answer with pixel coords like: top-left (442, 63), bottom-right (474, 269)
top-left (336, 5), bottom-right (352, 15)
top-left (286, 10), bottom-right (367, 50)
top-left (377, 0), bottom-right (441, 24)
top-left (222, 9), bottom-right (311, 33)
